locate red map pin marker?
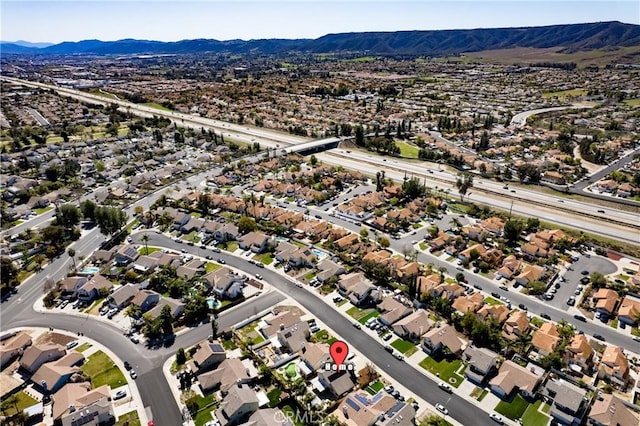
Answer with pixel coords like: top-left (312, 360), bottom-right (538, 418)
top-left (329, 341), bottom-right (349, 366)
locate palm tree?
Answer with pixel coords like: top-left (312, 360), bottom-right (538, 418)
top-left (437, 266), bottom-right (448, 283)
top-left (141, 234), bottom-right (150, 255)
top-left (67, 248), bottom-right (76, 270)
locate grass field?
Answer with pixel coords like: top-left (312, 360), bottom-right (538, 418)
top-left (495, 395), bottom-right (530, 420)
top-left (205, 262), bottom-right (223, 273)
top-left (484, 297), bottom-right (503, 306)
top-left (75, 342), bottom-right (92, 352)
top-left (115, 411), bottom-right (141, 426)
top-left (143, 102), bottom-right (173, 111)
top-left (138, 246), bottom-right (161, 256)
top-left (418, 356), bottom-right (465, 387)
top-left (391, 338), bottom-right (418, 356)
top-left (623, 98), bottom-right (640, 106)
top-left (396, 140), bottom-right (420, 159)
top-left (521, 400), bottom-right (550, 426)
top-left (81, 350), bottom-right (127, 389)
top-left (543, 89), bottom-right (587, 98)
top-left (0, 391), bottom-right (38, 416)
top-left (253, 252), bottom-right (274, 265)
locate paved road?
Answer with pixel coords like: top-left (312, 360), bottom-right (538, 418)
top-left (510, 105), bottom-right (592, 128)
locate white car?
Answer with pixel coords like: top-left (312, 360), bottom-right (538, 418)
top-left (435, 403), bottom-right (448, 415)
top-left (489, 413), bottom-right (504, 424)
top-left (438, 382), bottom-right (452, 393)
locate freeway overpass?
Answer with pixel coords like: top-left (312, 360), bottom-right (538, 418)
top-left (285, 136), bottom-right (342, 154)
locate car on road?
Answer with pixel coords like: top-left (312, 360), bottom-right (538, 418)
top-left (573, 314), bottom-right (587, 322)
top-left (217, 258), bottom-right (226, 264)
top-left (540, 313), bottom-right (551, 320)
top-left (593, 334), bottom-right (606, 341)
top-left (489, 413), bottom-right (504, 424)
top-left (384, 345), bottom-right (394, 353)
top-left (352, 322), bottom-right (361, 329)
top-left (632, 336), bottom-right (640, 343)
top-left (580, 277), bottom-right (590, 284)
top-left (114, 390), bottom-right (127, 400)
top-left (255, 274), bottom-right (262, 280)
top-left (438, 382), bottom-right (452, 393)
top-left (499, 285), bottom-right (509, 291)
top-left (212, 247), bottom-right (221, 253)
top-left (255, 262), bottom-right (265, 268)
top-left (581, 270), bottom-right (589, 276)
top-left (518, 304), bottom-right (527, 311)
top-left (566, 297), bottom-right (576, 306)
top-left (597, 209), bottom-right (605, 213)
top-left (130, 335), bottom-right (140, 344)
top-left (130, 370), bottom-right (137, 379)
top-left (435, 404), bottom-right (448, 415)
top-left (124, 361), bottom-right (132, 370)
top-left (393, 353), bottom-right (404, 361)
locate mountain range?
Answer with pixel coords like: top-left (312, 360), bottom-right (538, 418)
top-left (1, 21), bottom-right (639, 56)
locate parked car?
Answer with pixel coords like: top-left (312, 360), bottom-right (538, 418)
top-left (393, 353), bottom-right (404, 361)
top-left (218, 258), bottom-right (226, 264)
top-left (114, 390), bottom-right (127, 400)
top-left (489, 413), bottom-right (504, 424)
top-left (573, 314), bottom-right (587, 322)
top-left (384, 345), bottom-right (394, 353)
top-left (438, 382), bottom-right (452, 393)
top-left (518, 304), bottom-right (528, 311)
top-left (435, 403), bottom-right (448, 415)
top-left (212, 247), bottom-right (221, 253)
top-left (566, 297), bottom-right (576, 306)
top-left (66, 341), bottom-right (79, 350)
top-left (130, 370), bottom-right (137, 379)
top-left (499, 285), bottom-right (509, 291)
top-left (352, 322), bottom-right (362, 329)
top-left (130, 335), bottom-right (140, 344)
top-left (256, 262), bottom-right (265, 268)
top-left (255, 274), bottom-right (263, 280)
top-left (540, 313), bottom-right (551, 320)
top-left (593, 334), bottom-right (606, 341)
top-left (333, 297), bottom-right (342, 303)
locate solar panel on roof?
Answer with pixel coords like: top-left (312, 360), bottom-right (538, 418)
top-left (345, 398), bottom-right (360, 411)
top-left (354, 394), bottom-right (370, 405)
top-left (371, 392), bottom-right (384, 403)
top-left (386, 401), bottom-right (404, 417)
top-left (211, 344), bottom-right (223, 352)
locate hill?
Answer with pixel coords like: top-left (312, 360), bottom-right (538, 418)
top-left (1, 21), bottom-right (638, 57)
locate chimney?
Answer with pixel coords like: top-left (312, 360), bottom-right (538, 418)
top-left (69, 405), bottom-right (76, 413)
top-left (280, 323), bottom-right (285, 330)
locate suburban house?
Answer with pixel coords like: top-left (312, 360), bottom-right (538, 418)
top-left (214, 384), bottom-right (259, 426)
top-left (432, 283), bottom-right (465, 301)
top-left (108, 284), bottom-right (140, 309)
top-left (238, 231), bottom-right (272, 253)
top-left (497, 255), bottom-right (522, 279)
top-left (214, 223), bottom-right (239, 243)
top-left (531, 323), bottom-right (560, 356)
top-left (588, 394), bottom-right (638, 426)
top-left (58, 276), bottom-right (88, 300)
top-left (246, 408), bottom-right (293, 426)
top-left (392, 310), bottom-right (432, 342)
top-left (0, 331), bottom-right (32, 367)
top-left (114, 244), bottom-right (140, 265)
top-left (52, 382), bottom-right (114, 426)
top-left (476, 304), bottom-right (510, 324)
top-left (333, 389), bottom-right (416, 426)
top-left (315, 258), bottom-right (345, 283)
top-left (76, 274), bottom-right (114, 302)
top-left (338, 272), bottom-right (377, 306)
top-left (452, 293), bottom-right (485, 314)
top-left (204, 267), bottom-right (245, 300)
top-left (299, 342), bottom-right (332, 373)
top-left (316, 370), bottom-right (356, 398)
top-left (502, 311), bottom-right (531, 341)
top-left (618, 296), bottom-right (640, 326)
top-left (19, 344), bottom-right (66, 373)
top-left (188, 339), bottom-right (227, 375)
top-left (462, 345), bottom-right (499, 385)
top-left (131, 289), bottom-right (161, 313)
top-left (592, 288), bottom-right (619, 318)
top-left (515, 263), bottom-right (544, 286)
top-left (565, 334), bottom-right (594, 374)
top-left (421, 324), bottom-right (468, 356)
top-left (540, 378), bottom-right (587, 426)
top-left (261, 311), bottom-right (302, 338)
top-left (377, 297), bottom-right (412, 326)
top-left (32, 352), bottom-right (84, 393)
top-left (597, 346), bottom-right (629, 389)
top-left (277, 321), bottom-right (311, 353)
top-left (197, 358), bottom-right (252, 393)
top-left (489, 360), bottom-right (542, 400)
top-left (146, 297), bottom-right (185, 319)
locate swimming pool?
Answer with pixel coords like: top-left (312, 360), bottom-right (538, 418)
top-left (207, 298), bottom-right (221, 310)
top-left (311, 248), bottom-right (327, 260)
top-left (80, 267), bottom-right (100, 275)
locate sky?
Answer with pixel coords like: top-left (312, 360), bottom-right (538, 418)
top-left (1, 1), bottom-right (639, 44)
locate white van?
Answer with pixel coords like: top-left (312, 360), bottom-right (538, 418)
top-left (66, 341), bottom-right (79, 350)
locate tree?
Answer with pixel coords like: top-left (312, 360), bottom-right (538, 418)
top-left (455, 272), bottom-right (465, 282)
top-left (183, 294), bottom-right (208, 324)
top-left (237, 216), bottom-right (257, 235)
top-left (95, 206), bottom-right (128, 237)
top-left (211, 317), bottom-right (219, 338)
top-left (79, 200), bottom-right (97, 221)
top-left (401, 177), bottom-right (426, 200)
top-left (503, 219), bottom-right (523, 246)
top-left (134, 206), bottom-right (144, 216)
top-left (141, 234), bottom-right (150, 255)
top-left (455, 173), bottom-right (474, 202)
top-left (56, 204), bottom-right (81, 229)
top-left (160, 305), bottom-right (173, 336)
top-left (176, 348), bottom-right (187, 365)
top-left (309, 155), bottom-right (318, 166)
top-left (590, 272), bottom-right (607, 288)
top-left (526, 280), bottom-right (547, 295)
top-left (378, 237), bottom-right (390, 248)
top-left (359, 228), bottom-right (369, 242)
top-left (355, 125), bottom-right (365, 146)
top-left (197, 193), bottom-right (212, 217)
top-left (375, 171), bottom-right (385, 192)
top-left (67, 248), bottom-right (76, 270)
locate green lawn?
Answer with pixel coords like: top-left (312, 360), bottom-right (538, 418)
top-left (358, 310), bottom-right (379, 324)
top-left (542, 89), bottom-right (587, 98)
top-left (522, 400), bottom-right (550, 426)
top-left (418, 357), bottom-right (465, 387)
top-left (281, 405), bottom-right (305, 426)
top-left (81, 350), bottom-right (127, 388)
top-left (237, 321), bottom-right (265, 345)
top-left (623, 98), bottom-right (640, 106)
top-left (312, 329), bottom-right (337, 344)
top-left (225, 241), bottom-right (239, 252)
top-left (0, 391), bottom-right (38, 416)
top-left (391, 338), bottom-right (418, 356)
top-left (530, 317), bottom-right (544, 328)
top-left (75, 342), bottom-right (92, 352)
top-left (116, 411), bottom-right (142, 426)
top-left (484, 297), bottom-right (503, 306)
top-left (253, 252), bottom-right (274, 265)
top-left (495, 395), bottom-right (530, 420)
top-left (186, 393), bottom-right (217, 426)
top-left (367, 380), bottom-right (385, 394)
top-left (419, 242), bottom-right (428, 251)
top-left (181, 230), bottom-right (201, 243)
top-left (396, 140), bottom-right (420, 159)
top-left (33, 206), bottom-right (53, 215)
top-left (205, 262), bottom-right (223, 273)
top-left (267, 387), bottom-right (282, 407)
top-left (303, 271), bottom-right (316, 280)
top-left (138, 246), bottom-right (161, 255)
top-left (335, 298), bottom-right (348, 307)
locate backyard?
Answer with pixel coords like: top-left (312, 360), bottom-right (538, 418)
top-left (81, 350), bottom-right (127, 388)
top-left (521, 399), bottom-right (550, 426)
top-left (418, 356), bottom-right (466, 388)
top-left (115, 411), bottom-right (141, 426)
top-left (0, 391), bottom-right (38, 416)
